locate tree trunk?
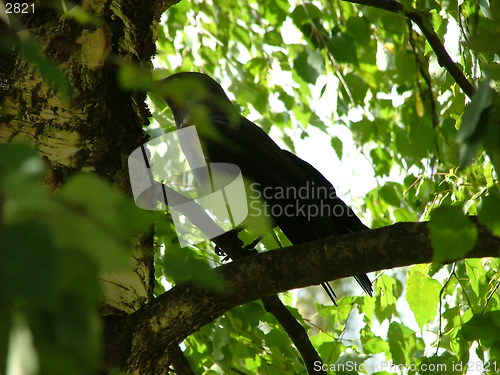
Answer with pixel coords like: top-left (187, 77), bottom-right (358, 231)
top-left (0, 0), bottom-right (175, 363)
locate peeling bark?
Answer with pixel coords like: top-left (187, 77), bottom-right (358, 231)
top-left (0, 0), bottom-right (177, 320)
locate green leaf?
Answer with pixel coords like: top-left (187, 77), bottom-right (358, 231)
top-left (335, 351), bottom-right (369, 375)
top-left (0, 222), bottom-right (60, 305)
top-left (457, 75), bottom-right (494, 168)
top-left (163, 245), bottom-right (223, 290)
top-left (428, 205), bottom-right (478, 263)
top-left (350, 118), bottom-right (373, 144)
top-left (341, 73), bottom-right (368, 105)
top-left (346, 17), bottom-right (371, 46)
top-left (406, 265), bottom-right (441, 330)
top-left (48, 174), bottom-right (150, 270)
top-left (460, 311), bottom-right (500, 341)
top-left (230, 302), bottom-right (266, 329)
top-left (478, 188), bottom-right (500, 236)
top-left (370, 148), bottom-right (392, 176)
top-left (387, 322), bottom-right (417, 365)
top-left (330, 136), bottom-right (343, 159)
top-left (281, 133), bottom-right (296, 153)
top-left (290, 4), bottom-right (322, 26)
top-left (0, 143), bottom-right (48, 222)
top-left (394, 207), bottom-right (418, 222)
top-left (299, 22), bottom-right (329, 49)
top-left (375, 275), bottom-right (400, 321)
top-left (327, 34), bottom-right (358, 65)
top-left (468, 28), bottom-right (500, 54)
top-left (465, 259), bottom-right (483, 299)
top-left (419, 353), bottom-right (462, 375)
top-left (395, 49), bottom-right (417, 85)
top-left (118, 63), bottom-right (153, 90)
top-left (211, 323), bottom-right (230, 362)
top-left (263, 0), bottom-right (289, 24)
top-left (361, 328), bottom-right (390, 354)
top-left (380, 183), bottom-right (401, 207)
top-left (315, 333), bottom-right (344, 363)
top-left (293, 49), bottom-right (325, 84)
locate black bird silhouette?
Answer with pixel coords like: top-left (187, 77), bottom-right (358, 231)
top-left (159, 72), bottom-right (372, 301)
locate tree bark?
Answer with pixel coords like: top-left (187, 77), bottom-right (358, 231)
top-left (0, 0), bottom-right (175, 317)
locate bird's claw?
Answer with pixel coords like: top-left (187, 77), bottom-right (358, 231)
top-left (242, 244), bottom-right (258, 255)
top-left (215, 246), bottom-right (230, 262)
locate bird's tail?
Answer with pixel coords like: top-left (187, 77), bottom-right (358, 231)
top-left (354, 274), bottom-right (373, 296)
top-left (321, 282), bottom-right (337, 306)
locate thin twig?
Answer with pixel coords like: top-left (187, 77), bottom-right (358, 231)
top-left (342, 0), bottom-right (476, 99)
top-left (213, 231), bottom-right (327, 375)
top-left (435, 263), bottom-right (456, 355)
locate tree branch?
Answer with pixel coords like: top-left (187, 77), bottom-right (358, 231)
top-left (169, 345), bottom-right (195, 375)
top-left (211, 231), bottom-right (327, 375)
top-left (342, 0), bottom-right (476, 98)
top-left (106, 220), bottom-right (499, 374)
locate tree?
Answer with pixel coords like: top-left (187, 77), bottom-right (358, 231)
top-left (0, 0), bottom-right (499, 374)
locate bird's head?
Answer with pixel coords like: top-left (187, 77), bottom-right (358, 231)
top-left (158, 72), bottom-right (238, 129)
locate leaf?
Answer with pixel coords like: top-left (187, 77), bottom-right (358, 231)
top-left (281, 133), bottom-right (296, 153)
top-left (118, 63), bottom-right (153, 90)
top-left (327, 34), bottom-right (358, 65)
top-left (456, 75), bottom-right (494, 168)
top-left (48, 174), bottom-right (151, 270)
top-left (299, 22), bottom-right (329, 49)
top-left (380, 183), bottom-right (401, 207)
top-left (293, 48), bottom-right (325, 84)
top-left (418, 353), bottom-right (462, 375)
top-left (290, 4), bottom-right (322, 26)
top-left (330, 137), bottom-right (343, 159)
top-left (346, 16), bottom-right (371, 46)
top-left (0, 222), bottom-right (60, 305)
top-left (460, 311), bottom-right (500, 342)
top-left (341, 73), bottom-right (368, 105)
top-left (370, 148), bottom-right (392, 176)
top-left (0, 143), bottom-right (48, 222)
top-left (387, 322), bottom-right (417, 365)
top-left (395, 49), bottom-right (416, 85)
top-left (211, 323), bottom-right (230, 361)
top-left (163, 245), bottom-right (223, 290)
top-left (465, 259), bottom-right (483, 298)
top-left (375, 275), bottom-right (399, 321)
top-left (229, 302), bottom-right (266, 329)
top-left (468, 28), bottom-right (500, 54)
top-left (406, 266), bottom-right (441, 330)
top-left (478, 188), bottom-right (500, 236)
top-left (334, 351), bottom-right (369, 375)
top-left (361, 328), bottom-right (390, 354)
top-left (263, 0), bottom-right (289, 24)
top-left (428, 205), bottom-right (478, 263)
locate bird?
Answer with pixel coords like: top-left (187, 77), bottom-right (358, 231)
top-left (158, 72), bottom-right (373, 301)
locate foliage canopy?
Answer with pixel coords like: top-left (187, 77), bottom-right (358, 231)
top-left (0, 0), bottom-right (499, 374)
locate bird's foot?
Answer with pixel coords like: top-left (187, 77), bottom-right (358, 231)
top-left (242, 235), bottom-right (263, 255)
top-left (215, 246), bottom-right (231, 262)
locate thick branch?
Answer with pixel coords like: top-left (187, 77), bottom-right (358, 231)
top-left (343, 0), bottom-right (476, 98)
top-left (152, 0), bottom-right (182, 20)
top-left (107, 220), bottom-right (499, 374)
